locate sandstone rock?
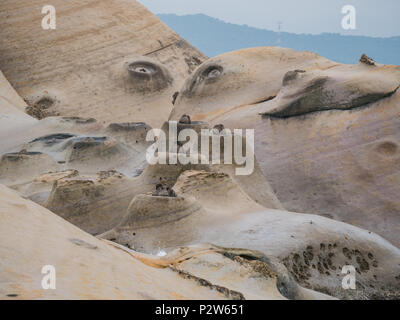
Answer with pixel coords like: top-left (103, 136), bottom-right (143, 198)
top-left (101, 169), bottom-right (400, 300)
top-left (170, 47), bottom-right (400, 247)
top-left (0, 0), bottom-right (207, 128)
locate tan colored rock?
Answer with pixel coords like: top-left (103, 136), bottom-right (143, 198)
top-left (0, 183), bottom-right (333, 300)
top-left (0, 150), bottom-right (59, 185)
top-left (0, 0), bottom-right (207, 128)
top-left (170, 47), bottom-right (400, 247)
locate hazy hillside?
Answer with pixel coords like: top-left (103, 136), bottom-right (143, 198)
top-left (158, 13), bottom-right (400, 65)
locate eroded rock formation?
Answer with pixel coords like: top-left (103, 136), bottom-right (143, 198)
top-left (0, 1), bottom-right (399, 301)
top-left (169, 48), bottom-right (400, 247)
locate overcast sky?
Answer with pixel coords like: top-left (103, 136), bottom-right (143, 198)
top-left (138, 0), bottom-right (400, 37)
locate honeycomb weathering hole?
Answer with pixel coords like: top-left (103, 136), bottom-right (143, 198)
top-left (127, 61), bottom-right (159, 77)
top-left (25, 95), bottom-right (59, 119)
top-left (376, 141), bottom-right (398, 157)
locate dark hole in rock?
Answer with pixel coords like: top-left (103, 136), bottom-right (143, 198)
top-left (108, 122), bottom-right (150, 132)
top-left (61, 117), bottom-right (96, 124)
top-left (190, 121), bottom-right (208, 125)
top-left (213, 124), bottom-right (225, 133)
top-left (128, 61), bottom-right (158, 77)
top-left (126, 60), bottom-right (172, 92)
top-left (25, 96), bottom-right (60, 120)
top-left (69, 238), bottom-right (98, 250)
top-left (30, 133), bottom-right (76, 144)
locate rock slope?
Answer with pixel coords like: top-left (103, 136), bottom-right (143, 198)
top-left (0, 2), bottom-right (399, 300)
top-left (169, 48), bottom-right (400, 247)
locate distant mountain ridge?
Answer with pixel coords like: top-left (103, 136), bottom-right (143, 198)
top-left (158, 13), bottom-right (400, 65)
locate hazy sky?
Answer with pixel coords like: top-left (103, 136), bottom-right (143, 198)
top-left (138, 0), bottom-right (400, 37)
